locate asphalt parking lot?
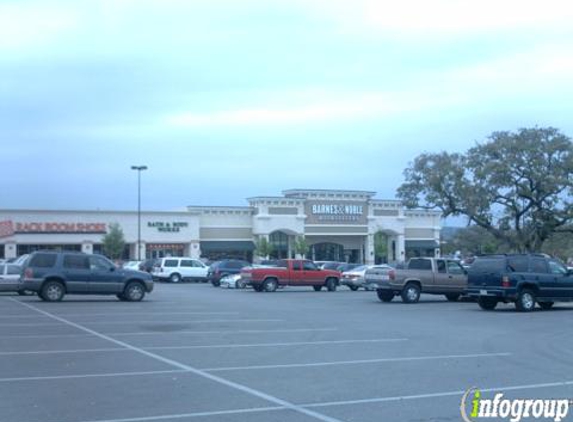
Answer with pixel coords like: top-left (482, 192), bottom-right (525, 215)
top-left (2, 284), bottom-right (573, 422)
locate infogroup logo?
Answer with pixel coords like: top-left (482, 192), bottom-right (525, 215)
top-left (460, 387), bottom-right (571, 422)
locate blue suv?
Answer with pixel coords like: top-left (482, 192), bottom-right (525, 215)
top-left (21, 251), bottom-right (154, 302)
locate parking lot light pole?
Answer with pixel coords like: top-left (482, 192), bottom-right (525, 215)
top-left (131, 165), bottom-right (148, 261)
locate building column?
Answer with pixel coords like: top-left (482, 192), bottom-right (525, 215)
top-left (4, 242), bottom-right (17, 259)
top-left (135, 242), bottom-right (146, 260)
top-left (81, 241), bottom-right (94, 255)
top-left (189, 242), bottom-right (201, 259)
top-left (365, 234), bottom-right (374, 265)
top-left (396, 234), bottom-right (406, 263)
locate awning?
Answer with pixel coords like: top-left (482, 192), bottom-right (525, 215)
top-left (200, 241), bottom-right (255, 252)
top-left (405, 240), bottom-right (440, 249)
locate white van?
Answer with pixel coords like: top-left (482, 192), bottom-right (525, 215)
top-left (152, 257), bottom-right (208, 283)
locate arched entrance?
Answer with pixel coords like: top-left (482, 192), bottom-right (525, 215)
top-left (311, 242), bottom-right (345, 262)
top-left (269, 231), bottom-right (290, 259)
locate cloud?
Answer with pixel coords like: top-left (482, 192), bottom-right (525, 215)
top-left (299, 0), bottom-right (573, 36)
top-left (164, 91), bottom-right (459, 127)
top-left (0, 2), bottom-right (80, 52)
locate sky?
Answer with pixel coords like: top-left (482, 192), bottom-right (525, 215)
top-left (1, 0), bottom-right (573, 213)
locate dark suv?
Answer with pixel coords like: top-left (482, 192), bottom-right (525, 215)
top-left (466, 254), bottom-right (573, 311)
top-left (207, 259), bottom-right (250, 286)
top-left (21, 251), bottom-right (154, 302)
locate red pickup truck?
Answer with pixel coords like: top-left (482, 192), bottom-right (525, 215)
top-left (241, 259), bottom-right (341, 292)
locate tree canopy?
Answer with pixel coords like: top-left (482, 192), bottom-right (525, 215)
top-left (397, 127), bottom-right (573, 252)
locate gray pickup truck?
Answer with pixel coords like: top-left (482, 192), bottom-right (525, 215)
top-left (364, 257), bottom-right (467, 303)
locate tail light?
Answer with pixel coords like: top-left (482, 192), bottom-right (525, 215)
top-left (501, 276), bottom-right (511, 288)
top-left (388, 269), bottom-right (396, 280)
top-left (24, 268), bottom-right (33, 279)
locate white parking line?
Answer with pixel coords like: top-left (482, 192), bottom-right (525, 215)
top-left (10, 299), bottom-right (346, 422)
top-left (0, 312), bottom-right (240, 319)
top-left (0, 370), bottom-right (187, 383)
top-left (0, 319), bottom-right (283, 327)
top-left (147, 338), bottom-right (408, 350)
top-left (0, 338), bottom-right (407, 356)
top-left (72, 406), bottom-right (285, 422)
top-left (203, 352), bottom-right (512, 372)
top-left (0, 327), bottom-right (338, 339)
top-left (303, 380), bottom-right (573, 408)
top-left (0, 348), bottom-right (127, 356)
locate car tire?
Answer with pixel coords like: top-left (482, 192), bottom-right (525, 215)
top-left (349, 286), bottom-right (359, 291)
top-left (313, 285), bottom-right (322, 291)
top-left (236, 279), bottom-right (246, 289)
top-left (326, 278), bottom-right (337, 292)
top-left (263, 278), bottom-right (278, 292)
top-left (41, 281), bottom-right (65, 302)
top-left (515, 289), bottom-right (536, 312)
top-left (401, 283), bottom-right (420, 303)
top-left (377, 290), bottom-right (394, 302)
top-left (538, 301), bottom-right (554, 310)
top-left (169, 273), bottom-right (182, 283)
top-left (123, 282), bottom-right (145, 302)
top-left (478, 296), bottom-right (498, 310)
top-left (445, 293), bottom-right (460, 302)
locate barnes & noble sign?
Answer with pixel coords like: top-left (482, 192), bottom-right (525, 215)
top-left (305, 201), bottom-right (368, 225)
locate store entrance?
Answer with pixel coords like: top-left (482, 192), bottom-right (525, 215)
top-left (311, 242), bottom-right (345, 262)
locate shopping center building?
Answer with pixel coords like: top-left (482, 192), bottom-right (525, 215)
top-left (0, 189), bottom-right (442, 264)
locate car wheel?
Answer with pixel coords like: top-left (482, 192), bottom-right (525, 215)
top-left (169, 273), bottom-right (182, 283)
top-left (236, 279), bottom-right (246, 289)
top-left (445, 293), bottom-right (460, 302)
top-left (326, 278), bottom-right (337, 292)
top-left (377, 290), bottom-right (394, 302)
top-left (401, 283), bottom-right (420, 303)
top-left (123, 282), bottom-right (145, 302)
top-left (263, 278), bottom-right (278, 292)
top-left (41, 281), bottom-right (65, 302)
top-left (478, 296), bottom-right (498, 310)
top-left (313, 285), bottom-right (322, 291)
top-left (538, 301), bottom-right (554, 310)
top-left (515, 289), bottom-right (536, 312)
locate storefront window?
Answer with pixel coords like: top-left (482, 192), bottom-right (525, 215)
top-left (17, 244), bottom-right (82, 255)
top-left (311, 242), bottom-right (345, 262)
top-left (269, 231), bottom-right (289, 259)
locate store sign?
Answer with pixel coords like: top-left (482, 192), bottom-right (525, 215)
top-left (147, 221), bottom-right (189, 233)
top-left (305, 201), bottom-right (368, 225)
top-left (11, 221), bottom-right (107, 234)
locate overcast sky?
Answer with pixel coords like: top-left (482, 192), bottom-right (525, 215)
top-left (2, 0), bottom-right (573, 212)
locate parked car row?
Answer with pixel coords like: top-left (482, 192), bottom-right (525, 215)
top-left (6, 251), bottom-right (573, 312)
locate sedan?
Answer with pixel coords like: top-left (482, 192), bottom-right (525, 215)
top-left (340, 265), bottom-right (393, 291)
top-left (219, 274), bottom-right (247, 289)
top-left (0, 264), bottom-right (29, 295)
